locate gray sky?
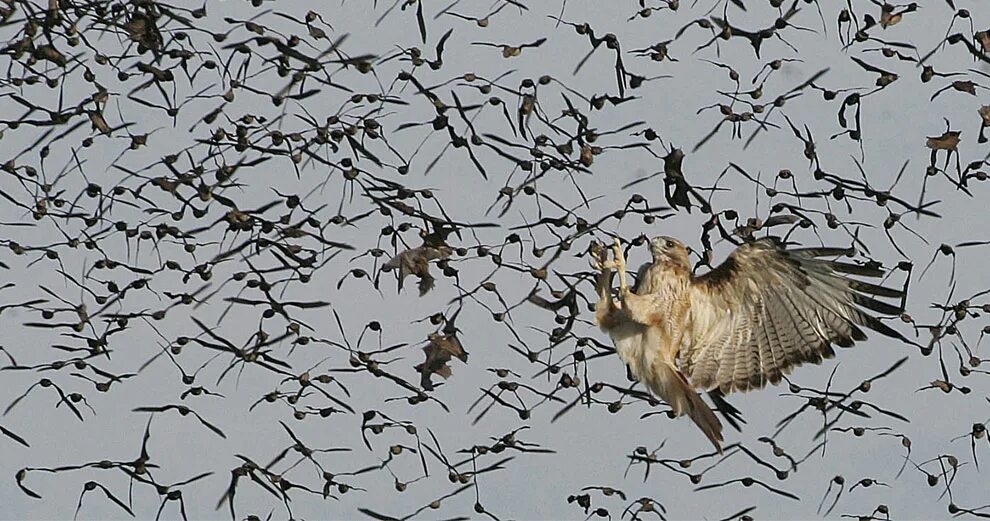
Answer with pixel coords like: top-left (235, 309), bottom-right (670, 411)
top-left (2, 0), bottom-right (990, 519)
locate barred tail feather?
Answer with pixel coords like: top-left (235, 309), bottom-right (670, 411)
top-left (652, 362), bottom-right (724, 453)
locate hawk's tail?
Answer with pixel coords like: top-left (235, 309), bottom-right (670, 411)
top-left (654, 362), bottom-right (724, 453)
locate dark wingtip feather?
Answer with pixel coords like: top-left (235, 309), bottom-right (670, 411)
top-left (827, 261), bottom-right (885, 277)
top-left (850, 324), bottom-right (868, 342)
top-left (834, 335), bottom-right (855, 348)
top-left (853, 293), bottom-right (904, 316)
top-left (849, 279), bottom-right (904, 299)
top-left (859, 314), bottom-right (911, 342)
top-left (792, 246), bottom-right (855, 258)
top-left (708, 390), bottom-right (747, 432)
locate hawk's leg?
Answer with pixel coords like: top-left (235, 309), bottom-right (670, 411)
top-left (611, 238), bottom-right (661, 326)
top-left (589, 241), bottom-right (618, 299)
top-left (618, 289), bottom-right (662, 326)
top-left (590, 241), bottom-right (621, 329)
top-left (612, 238), bottom-right (629, 292)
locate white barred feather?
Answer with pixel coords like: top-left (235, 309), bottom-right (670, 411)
top-left (680, 238), bottom-right (907, 395)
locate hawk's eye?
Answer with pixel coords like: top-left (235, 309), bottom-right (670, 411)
top-left (665, 240), bottom-right (674, 248)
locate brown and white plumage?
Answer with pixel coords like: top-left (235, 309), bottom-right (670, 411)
top-left (591, 236), bottom-right (908, 452)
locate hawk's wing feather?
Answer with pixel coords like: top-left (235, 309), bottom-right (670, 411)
top-left (682, 238), bottom-right (907, 395)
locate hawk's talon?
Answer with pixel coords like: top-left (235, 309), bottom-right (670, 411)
top-left (612, 238), bottom-right (629, 292)
top-left (589, 240), bottom-right (618, 273)
top-left (589, 258), bottom-right (618, 272)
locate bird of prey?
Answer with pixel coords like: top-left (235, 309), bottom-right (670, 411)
top-left (590, 236), bottom-right (908, 452)
top-left (382, 244), bottom-right (453, 296)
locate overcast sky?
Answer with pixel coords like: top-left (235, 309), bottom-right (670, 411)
top-left (3, 0), bottom-right (990, 520)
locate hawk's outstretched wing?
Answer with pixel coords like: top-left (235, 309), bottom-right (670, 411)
top-left (681, 238), bottom-right (908, 395)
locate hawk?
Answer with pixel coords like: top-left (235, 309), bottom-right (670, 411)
top-left (590, 236), bottom-right (908, 452)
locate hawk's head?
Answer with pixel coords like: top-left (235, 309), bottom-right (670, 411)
top-left (649, 236), bottom-right (689, 267)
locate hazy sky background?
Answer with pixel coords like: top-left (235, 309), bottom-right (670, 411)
top-left (2, 0), bottom-right (989, 519)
